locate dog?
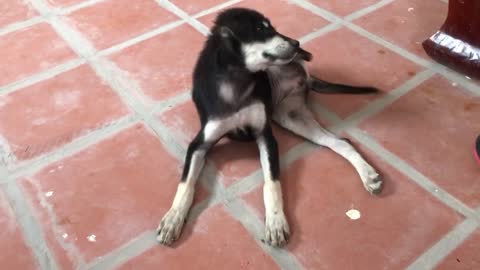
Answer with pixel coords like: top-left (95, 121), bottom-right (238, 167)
top-left (156, 8), bottom-right (383, 247)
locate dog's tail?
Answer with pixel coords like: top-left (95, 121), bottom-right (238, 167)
top-left (308, 75), bottom-right (379, 95)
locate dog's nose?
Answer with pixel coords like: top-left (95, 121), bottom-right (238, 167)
top-left (289, 39), bottom-right (300, 47)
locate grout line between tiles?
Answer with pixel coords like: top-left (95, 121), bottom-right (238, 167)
top-left (192, 0), bottom-right (244, 19)
top-left (344, 0), bottom-right (396, 21)
top-left (298, 22), bottom-right (341, 44)
top-left (0, 167), bottom-right (61, 270)
top-left (97, 19), bottom-right (186, 56)
top-left (60, 0), bottom-right (109, 14)
top-left (155, 0), bottom-right (210, 36)
top-left (0, 135), bottom-right (17, 168)
top-left (85, 231), bottom-right (157, 270)
top-left (150, 90), bottom-right (191, 115)
top-left (0, 16), bottom-right (44, 36)
top-left (406, 217), bottom-right (479, 270)
top-left (329, 69), bottom-right (436, 132)
top-left (0, 58), bottom-right (86, 97)
top-left (348, 128), bottom-right (476, 218)
top-left (7, 114), bottom-right (139, 181)
top-left (223, 199), bottom-right (306, 270)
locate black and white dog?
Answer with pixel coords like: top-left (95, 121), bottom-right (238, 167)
top-left (157, 8), bottom-right (383, 247)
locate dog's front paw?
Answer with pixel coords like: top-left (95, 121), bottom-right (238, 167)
top-left (156, 208), bottom-right (186, 246)
top-left (264, 213), bottom-right (290, 247)
top-left (361, 168), bottom-right (383, 195)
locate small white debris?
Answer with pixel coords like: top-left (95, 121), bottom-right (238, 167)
top-left (434, 189), bottom-right (439, 193)
top-left (465, 76), bottom-right (472, 80)
top-left (452, 82), bottom-right (458, 87)
top-left (346, 209), bottom-right (361, 220)
top-left (62, 233), bottom-right (68, 239)
top-left (87, 234), bottom-right (96, 242)
top-left (45, 191), bottom-right (54, 197)
top-left (408, 7), bottom-right (414, 12)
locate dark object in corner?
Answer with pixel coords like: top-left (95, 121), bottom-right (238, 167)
top-left (422, 0), bottom-right (480, 79)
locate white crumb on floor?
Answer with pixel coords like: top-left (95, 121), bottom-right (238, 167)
top-left (346, 209), bottom-right (361, 220)
top-left (87, 234), bottom-right (96, 242)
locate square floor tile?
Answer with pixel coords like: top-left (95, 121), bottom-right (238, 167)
top-left (0, 190), bottom-right (38, 270)
top-left (303, 27), bottom-right (423, 118)
top-left (118, 205), bottom-right (279, 270)
top-left (242, 139), bottom-right (462, 269)
top-left (170, 0), bottom-right (227, 15)
top-left (110, 24), bottom-right (205, 101)
top-left (197, 0), bottom-right (329, 39)
top-left (308, 0), bottom-right (381, 17)
top-left (65, 0), bottom-right (179, 50)
top-left (158, 100), bottom-right (305, 186)
top-left (0, 0), bottom-right (37, 28)
top-left (355, 0), bottom-right (447, 59)
top-left (20, 124), bottom-right (208, 262)
top-left (0, 23), bottom-right (76, 86)
top-left (436, 229), bottom-right (480, 270)
top-left (359, 75), bottom-right (480, 207)
top-left (0, 65), bottom-right (130, 161)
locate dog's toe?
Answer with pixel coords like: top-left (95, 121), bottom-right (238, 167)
top-left (264, 213), bottom-right (290, 247)
top-left (156, 209), bottom-right (185, 246)
top-left (364, 172), bottom-right (383, 195)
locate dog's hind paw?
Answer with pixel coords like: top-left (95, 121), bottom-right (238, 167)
top-left (156, 208), bottom-right (186, 246)
top-left (264, 213), bottom-right (290, 247)
top-left (363, 172), bottom-right (383, 195)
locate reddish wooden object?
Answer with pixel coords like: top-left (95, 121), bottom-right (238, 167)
top-left (422, 0), bottom-right (480, 79)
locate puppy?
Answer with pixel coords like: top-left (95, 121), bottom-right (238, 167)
top-left (157, 8), bottom-right (382, 247)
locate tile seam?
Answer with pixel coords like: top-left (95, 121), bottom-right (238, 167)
top-left (0, 167), bottom-right (61, 270)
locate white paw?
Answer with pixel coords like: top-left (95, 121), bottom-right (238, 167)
top-left (361, 167), bottom-right (383, 194)
top-left (156, 208), bottom-right (186, 246)
top-left (264, 212), bottom-right (290, 247)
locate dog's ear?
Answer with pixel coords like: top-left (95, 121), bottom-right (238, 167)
top-left (218, 26), bottom-right (234, 38)
top-left (215, 26), bottom-right (241, 56)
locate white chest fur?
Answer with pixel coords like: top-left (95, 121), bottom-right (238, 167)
top-left (205, 102), bottom-right (266, 139)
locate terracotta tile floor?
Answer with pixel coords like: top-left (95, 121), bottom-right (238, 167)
top-left (0, 0), bottom-right (479, 270)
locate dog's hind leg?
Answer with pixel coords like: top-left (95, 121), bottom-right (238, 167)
top-left (273, 97), bottom-right (382, 194)
top-left (157, 121), bottom-right (223, 246)
top-left (257, 125), bottom-right (290, 247)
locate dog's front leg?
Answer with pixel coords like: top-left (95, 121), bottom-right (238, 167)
top-left (157, 121), bottom-right (223, 246)
top-left (257, 125), bottom-right (289, 247)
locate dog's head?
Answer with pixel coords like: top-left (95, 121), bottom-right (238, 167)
top-left (212, 8), bottom-right (308, 72)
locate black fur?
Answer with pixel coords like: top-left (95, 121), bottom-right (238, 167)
top-left (309, 75), bottom-right (379, 94)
